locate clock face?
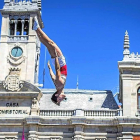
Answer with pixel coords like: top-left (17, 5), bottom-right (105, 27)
top-left (11, 47), bottom-right (23, 57)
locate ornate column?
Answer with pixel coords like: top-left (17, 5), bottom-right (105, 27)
top-left (74, 125), bottom-right (84, 140)
top-left (21, 20), bottom-right (25, 35)
top-left (27, 118), bottom-right (40, 140)
top-left (14, 20), bottom-right (18, 36)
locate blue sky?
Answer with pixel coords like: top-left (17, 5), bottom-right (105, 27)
top-left (39, 0), bottom-right (140, 92)
top-left (0, 0), bottom-right (140, 103)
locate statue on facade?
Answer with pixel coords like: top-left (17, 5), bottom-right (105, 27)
top-left (32, 17), bottom-right (67, 106)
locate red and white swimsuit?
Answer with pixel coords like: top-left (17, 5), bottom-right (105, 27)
top-left (52, 55), bottom-right (67, 82)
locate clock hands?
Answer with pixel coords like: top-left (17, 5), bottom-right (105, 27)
top-left (12, 47), bottom-right (22, 57)
top-left (15, 47), bottom-right (18, 57)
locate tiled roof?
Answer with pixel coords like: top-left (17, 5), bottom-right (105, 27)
top-left (39, 89), bottom-right (118, 110)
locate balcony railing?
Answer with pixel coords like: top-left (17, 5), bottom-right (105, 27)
top-left (8, 35), bottom-right (28, 42)
top-left (40, 109), bottom-right (122, 117)
top-left (40, 110), bottom-right (75, 116)
top-left (84, 110), bottom-right (118, 117)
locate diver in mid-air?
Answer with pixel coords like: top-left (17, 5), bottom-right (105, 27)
top-left (33, 17), bottom-right (67, 106)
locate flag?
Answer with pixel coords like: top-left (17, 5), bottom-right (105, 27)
top-left (21, 124), bottom-right (25, 140)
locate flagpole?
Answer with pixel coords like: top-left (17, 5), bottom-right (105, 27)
top-left (43, 47), bottom-right (47, 88)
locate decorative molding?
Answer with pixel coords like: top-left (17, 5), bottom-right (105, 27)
top-left (1, 12), bottom-right (39, 15)
top-left (131, 93), bottom-right (136, 96)
top-left (8, 35), bottom-right (28, 42)
top-left (9, 15), bottom-right (30, 20)
top-left (50, 137), bottom-right (62, 140)
top-left (7, 56), bottom-right (26, 65)
top-left (5, 137), bottom-right (17, 140)
top-left (3, 0), bottom-right (40, 11)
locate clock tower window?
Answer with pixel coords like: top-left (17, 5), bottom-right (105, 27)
top-left (9, 20), bottom-right (15, 35)
top-left (23, 19), bottom-right (29, 35)
top-left (137, 88), bottom-right (140, 109)
top-left (9, 18), bottom-right (29, 36)
top-left (16, 19), bottom-right (22, 35)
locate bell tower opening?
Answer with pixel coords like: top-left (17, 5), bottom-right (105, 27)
top-left (24, 19), bottom-right (29, 35)
top-left (9, 15), bottom-right (30, 37)
top-left (9, 19), bottom-right (15, 35)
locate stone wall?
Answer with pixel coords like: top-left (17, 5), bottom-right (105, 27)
top-left (0, 116), bottom-right (140, 140)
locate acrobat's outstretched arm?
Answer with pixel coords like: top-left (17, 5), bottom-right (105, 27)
top-left (47, 60), bottom-right (56, 82)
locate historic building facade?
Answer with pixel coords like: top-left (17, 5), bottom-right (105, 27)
top-left (0, 0), bottom-right (140, 140)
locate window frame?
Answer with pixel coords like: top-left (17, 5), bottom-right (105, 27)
top-left (137, 88), bottom-right (140, 109)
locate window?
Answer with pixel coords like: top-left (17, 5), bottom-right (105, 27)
top-left (137, 88), bottom-right (140, 109)
top-left (16, 19), bottom-right (22, 35)
top-left (9, 19), bottom-right (15, 35)
top-left (24, 19), bottom-right (29, 35)
top-left (88, 97), bottom-right (93, 102)
top-left (9, 15), bottom-right (29, 36)
top-left (64, 98), bottom-right (67, 102)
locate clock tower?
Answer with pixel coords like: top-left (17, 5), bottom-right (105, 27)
top-left (0, 0), bottom-right (43, 85)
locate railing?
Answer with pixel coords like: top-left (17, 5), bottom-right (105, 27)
top-left (84, 110), bottom-right (118, 117)
top-left (40, 110), bottom-right (75, 116)
top-left (40, 109), bottom-right (122, 117)
top-left (5, 0), bottom-right (32, 3)
top-left (8, 35), bottom-right (28, 42)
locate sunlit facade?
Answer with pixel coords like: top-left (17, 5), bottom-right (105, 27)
top-left (0, 0), bottom-right (140, 140)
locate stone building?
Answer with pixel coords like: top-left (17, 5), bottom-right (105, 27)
top-left (0, 0), bottom-right (140, 140)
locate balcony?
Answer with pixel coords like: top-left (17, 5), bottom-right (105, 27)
top-left (40, 109), bottom-right (122, 117)
top-left (8, 35), bottom-right (28, 42)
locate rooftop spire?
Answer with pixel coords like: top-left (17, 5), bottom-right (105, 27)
top-left (123, 30), bottom-right (130, 59)
top-left (76, 76), bottom-right (79, 90)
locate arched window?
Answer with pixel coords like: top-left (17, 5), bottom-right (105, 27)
top-left (16, 19), bottom-right (22, 35)
top-left (137, 88), bottom-right (140, 109)
top-left (9, 16), bottom-right (29, 36)
top-left (23, 19), bottom-right (29, 35)
top-left (9, 19), bottom-right (15, 35)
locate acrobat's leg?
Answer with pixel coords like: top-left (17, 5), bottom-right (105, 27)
top-left (35, 29), bottom-right (53, 56)
top-left (36, 27), bottom-right (63, 58)
top-left (33, 17), bottom-right (63, 58)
